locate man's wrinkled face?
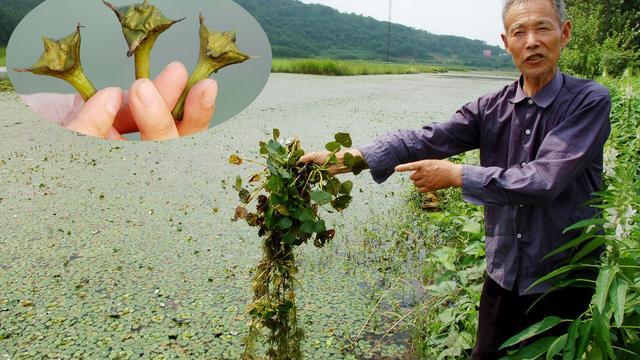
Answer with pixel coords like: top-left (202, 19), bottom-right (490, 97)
top-left (501, 0), bottom-right (571, 81)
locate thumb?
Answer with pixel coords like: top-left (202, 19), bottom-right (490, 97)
top-left (395, 161), bottom-right (421, 172)
top-left (65, 87), bottom-right (122, 138)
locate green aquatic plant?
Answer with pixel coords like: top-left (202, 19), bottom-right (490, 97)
top-left (14, 24), bottom-right (96, 101)
top-left (103, 0), bottom-right (184, 79)
top-left (172, 13), bottom-right (249, 120)
top-left (231, 130), bottom-right (361, 359)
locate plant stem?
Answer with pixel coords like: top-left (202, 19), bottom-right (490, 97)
top-left (172, 59), bottom-right (213, 120)
top-left (65, 68), bottom-right (97, 101)
top-left (133, 33), bottom-right (159, 79)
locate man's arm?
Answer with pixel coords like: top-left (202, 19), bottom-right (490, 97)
top-left (357, 97), bottom-right (484, 183)
top-left (462, 91), bottom-right (611, 206)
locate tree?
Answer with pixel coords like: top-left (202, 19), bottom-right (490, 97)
top-left (561, 0), bottom-right (639, 77)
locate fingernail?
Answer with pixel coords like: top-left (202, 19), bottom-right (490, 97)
top-left (200, 81), bottom-right (217, 108)
top-left (163, 61), bottom-right (180, 72)
top-left (137, 79), bottom-right (158, 108)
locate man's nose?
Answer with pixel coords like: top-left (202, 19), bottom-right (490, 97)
top-left (525, 31), bottom-right (541, 49)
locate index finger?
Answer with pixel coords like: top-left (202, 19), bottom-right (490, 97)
top-left (395, 162), bottom-right (420, 172)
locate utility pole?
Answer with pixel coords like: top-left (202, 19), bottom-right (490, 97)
top-left (387, 0), bottom-right (392, 63)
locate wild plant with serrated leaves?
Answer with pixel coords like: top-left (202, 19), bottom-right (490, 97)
top-left (230, 129), bottom-right (365, 360)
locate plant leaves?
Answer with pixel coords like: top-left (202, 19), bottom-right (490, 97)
top-left (273, 128), bottom-right (280, 140)
top-left (344, 152), bottom-right (367, 175)
top-left (331, 195), bottom-right (352, 212)
top-left (562, 319), bottom-right (580, 360)
top-left (575, 320), bottom-right (592, 358)
top-left (274, 204), bottom-right (289, 216)
top-left (235, 175), bottom-right (243, 190)
top-left (500, 336), bottom-right (557, 359)
top-left (592, 307), bottom-right (615, 359)
top-left (297, 208), bottom-right (315, 223)
top-left (334, 132), bottom-right (352, 147)
top-left (542, 232), bottom-right (599, 261)
top-left (229, 154), bottom-right (243, 165)
top-left (238, 188), bottom-right (251, 203)
top-left (277, 217), bottom-right (292, 230)
top-left (563, 217), bottom-right (606, 233)
top-left (527, 264), bottom-right (591, 291)
top-left (325, 178), bottom-right (341, 196)
top-left (546, 334), bottom-right (567, 360)
top-left (570, 237), bottom-right (607, 264)
top-left (325, 141), bottom-right (341, 152)
top-left (233, 206), bottom-right (248, 221)
top-left (611, 277), bottom-right (628, 327)
top-left (339, 180), bottom-right (353, 195)
top-left (300, 219), bottom-right (325, 234)
top-left (594, 265), bottom-right (616, 312)
top-left (249, 174), bottom-right (262, 184)
top-left (500, 316), bottom-right (564, 349)
top-left (311, 190), bottom-right (332, 206)
top-left (462, 220), bottom-right (481, 235)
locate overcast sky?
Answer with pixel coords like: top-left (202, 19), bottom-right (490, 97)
top-left (299, 0), bottom-right (507, 47)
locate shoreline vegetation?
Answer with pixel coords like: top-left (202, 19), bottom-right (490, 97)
top-left (271, 58), bottom-right (449, 76)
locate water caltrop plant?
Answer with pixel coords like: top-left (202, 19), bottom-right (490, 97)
top-left (172, 14), bottom-right (250, 120)
top-left (15, 0), bottom-right (249, 120)
top-left (230, 129), bottom-right (362, 359)
top-left (14, 24), bottom-right (96, 101)
top-left (103, 0), bottom-right (184, 79)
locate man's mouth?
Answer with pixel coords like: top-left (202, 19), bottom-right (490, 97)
top-left (525, 54), bottom-right (544, 63)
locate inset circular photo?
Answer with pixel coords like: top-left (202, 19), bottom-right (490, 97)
top-left (7, 0), bottom-right (272, 141)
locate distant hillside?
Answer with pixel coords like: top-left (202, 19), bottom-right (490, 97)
top-left (235, 0), bottom-right (512, 68)
top-left (0, 0), bottom-right (42, 46)
top-left (0, 0), bottom-right (513, 69)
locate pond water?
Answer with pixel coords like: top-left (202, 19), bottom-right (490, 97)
top-left (0, 72), bottom-right (513, 359)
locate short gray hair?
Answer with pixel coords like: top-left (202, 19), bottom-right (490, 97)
top-left (502, 0), bottom-right (567, 25)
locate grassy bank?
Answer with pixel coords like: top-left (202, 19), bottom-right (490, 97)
top-left (272, 58), bottom-right (448, 76)
top-left (1, 47), bottom-right (5, 67)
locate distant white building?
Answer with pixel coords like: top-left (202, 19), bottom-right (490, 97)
top-left (483, 50), bottom-right (492, 58)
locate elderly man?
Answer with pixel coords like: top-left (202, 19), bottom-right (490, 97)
top-left (300, 0), bottom-right (611, 357)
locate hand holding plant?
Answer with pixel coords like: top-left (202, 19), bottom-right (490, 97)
top-left (15, 0), bottom-right (250, 137)
top-left (231, 130), bottom-right (362, 359)
top-left (20, 61), bottom-right (217, 139)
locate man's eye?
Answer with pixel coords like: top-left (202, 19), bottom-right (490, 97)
top-left (513, 31), bottom-right (524, 37)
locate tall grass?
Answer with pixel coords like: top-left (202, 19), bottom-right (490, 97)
top-left (0, 47), bottom-right (6, 67)
top-left (271, 58), bottom-right (447, 76)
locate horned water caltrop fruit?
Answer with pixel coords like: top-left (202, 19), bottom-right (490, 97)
top-left (14, 24), bottom-right (97, 101)
top-left (171, 13), bottom-right (250, 120)
top-left (102, 0), bottom-right (184, 79)
top-left (231, 130), bottom-right (364, 359)
top-left (16, 0), bottom-right (249, 121)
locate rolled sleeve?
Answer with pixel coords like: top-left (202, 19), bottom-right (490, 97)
top-left (357, 141), bottom-right (396, 184)
top-left (461, 164), bottom-right (486, 205)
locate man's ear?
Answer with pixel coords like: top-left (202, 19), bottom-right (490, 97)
top-left (501, 33), bottom-right (510, 53)
top-left (561, 21), bottom-right (572, 49)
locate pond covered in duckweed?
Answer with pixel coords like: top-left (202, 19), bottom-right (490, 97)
top-left (0, 73), bottom-right (512, 359)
